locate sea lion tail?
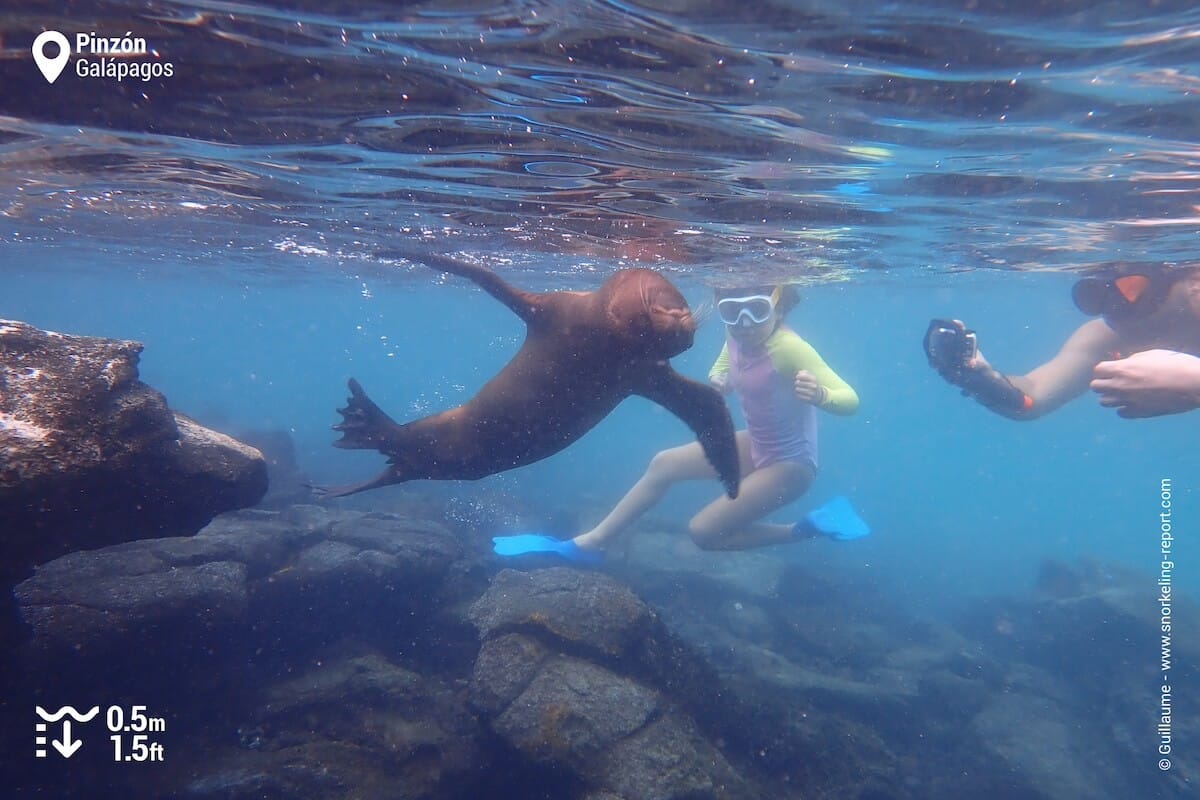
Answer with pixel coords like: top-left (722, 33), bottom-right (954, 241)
top-left (333, 378), bottom-right (401, 451)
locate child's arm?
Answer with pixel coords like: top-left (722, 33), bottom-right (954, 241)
top-left (773, 335), bottom-right (859, 415)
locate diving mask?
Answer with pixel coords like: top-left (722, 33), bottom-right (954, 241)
top-left (1072, 272), bottom-right (1174, 322)
top-left (717, 287), bottom-right (782, 326)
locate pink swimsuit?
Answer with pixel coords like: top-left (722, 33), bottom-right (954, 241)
top-left (725, 329), bottom-right (818, 470)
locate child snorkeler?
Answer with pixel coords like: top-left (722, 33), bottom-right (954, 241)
top-left (494, 284), bottom-right (869, 562)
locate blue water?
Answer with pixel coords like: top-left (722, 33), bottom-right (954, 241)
top-left (2, 3), bottom-right (1200, 795)
top-left (8, 261), bottom-right (1197, 610)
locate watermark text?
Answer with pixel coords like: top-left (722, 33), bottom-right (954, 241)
top-left (1157, 478), bottom-right (1174, 771)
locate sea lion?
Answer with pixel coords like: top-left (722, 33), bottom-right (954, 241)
top-left (318, 250), bottom-right (739, 499)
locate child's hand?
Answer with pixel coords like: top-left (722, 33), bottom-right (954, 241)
top-left (794, 370), bottom-right (827, 404)
top-left (710, 374), bottom-right (732, 394)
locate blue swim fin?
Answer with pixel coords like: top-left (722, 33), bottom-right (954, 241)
top-left (797, 496), bottom-right (870, 541)
top-left (492, 534), bottom-right (605, 564)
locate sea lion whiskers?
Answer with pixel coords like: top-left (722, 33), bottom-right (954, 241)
top-left (690, 299), bottom-right (713, 327)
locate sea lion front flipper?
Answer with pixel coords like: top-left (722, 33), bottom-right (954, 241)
top-left (634, 368), bottom-right (740, 498)
top-left (377, 248), bottom-right (542, 323)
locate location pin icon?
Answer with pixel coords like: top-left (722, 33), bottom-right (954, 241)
top-left (32, 31), bottom-right (71, 84)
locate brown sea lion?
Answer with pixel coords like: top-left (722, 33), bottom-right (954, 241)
top-left (318, 250), bottom-right (739, 499)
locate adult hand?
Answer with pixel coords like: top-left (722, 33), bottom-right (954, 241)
top-left (924, 318), bottom-right (983, 385)
top-left (1091, 349), bottom-right (1200, 418)
top-left (794, 370), bottom-right (826, 404)
top-left (968, 348), bottom-right (993, 372)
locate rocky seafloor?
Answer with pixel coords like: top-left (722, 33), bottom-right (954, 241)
top-left (2, 493), bottom-right (1195, 800)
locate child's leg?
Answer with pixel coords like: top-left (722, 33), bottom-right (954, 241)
top-left (686, 460), bottom-right (814, 551)
top-left (574, 432), bottom-right (753, 550)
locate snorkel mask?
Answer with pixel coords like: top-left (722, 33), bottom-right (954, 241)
top-left (717, 286), bottom-right (782, 327)
top-left (1071, 269), bottom-right (1177, 323)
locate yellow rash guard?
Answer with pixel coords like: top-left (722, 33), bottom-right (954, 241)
top-left (709, 325), bottom-right (857, 470)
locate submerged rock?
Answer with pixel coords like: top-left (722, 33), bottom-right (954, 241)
top-left (13, 505), bottom-right (463, 658)
top-left (10, 497), bottom-right (1189, 800)
top-left (7, 502), bottom-right (482, 800)
top-left (468, 566), bottom-right (655, 660)
top-left (186, 651), bottom-right (483, 800)
top-left (959, 558), bottom-right (1199, 797)
top-left (0, 319), bottom-right (268, 577)
top-left (234, 427), bottom-right (315, 509)
top-left (468, 568), bottom-right (760, 800)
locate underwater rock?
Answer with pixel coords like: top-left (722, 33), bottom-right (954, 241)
top-left (468, 566), bottom-right (656, 660)
top-left (185, 651), bottom-right (483, 800)
top-left (233, 427), bottom-right (313, 508)
top-left (468, 568), bottom-right (761, 800)
top-left (603, 527), bottom-right (1034, 798)
top-left (285, 513), bottom-right (461, 592)
top-left (957, 558), bottom-right (1199, 796)
top-left (15, 546), bottom-right (248, 655)
top-left (491, 656), bottom-right (659, 767)
top-left (13, 505), bottom-right (462, 658)
top-left (0, 319), bottom-right (268, 577)
top-left (6, 502), bottom-right (484, 800)
top-left (969, 688), bottom-right (1130, 799)
top-left (600, 714), bottom-right (746, 800)
top-left (468, 632), bottom-right (553, 716)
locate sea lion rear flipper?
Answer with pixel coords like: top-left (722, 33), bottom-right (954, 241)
top-left (377, 248), bottom-right (542, 323)
top-left (333, 378), bottom-right (402, 451)
top-left (635, 369), bottom-right (740, 498)
top-left (309, 468), bottom-right (399, 500)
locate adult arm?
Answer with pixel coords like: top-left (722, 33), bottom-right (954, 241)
top-left (997, 319), bottom-right (1118, 418)
top-left (926, 318), bottom-right (1117, 420)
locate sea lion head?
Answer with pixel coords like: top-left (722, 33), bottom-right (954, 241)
top-left (603, 269), bottom-right (696, 358)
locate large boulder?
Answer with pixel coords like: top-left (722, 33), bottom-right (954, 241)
top-left (12, 505), bottom-right (465, 658)
top-left (5, 505), bottom-right (483, 800)
top-left (185, 651), bottom-right (485, 800)
top-left (959, 558), bottom-right (1199, 797)
top-left (468, 568), bottom-right (763, 800)
top-left (0, 319), bottom-right (268, 576)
